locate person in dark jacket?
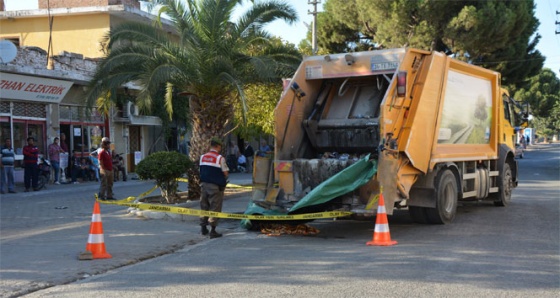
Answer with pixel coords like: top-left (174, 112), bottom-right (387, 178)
top-left (198, 137), bottom-right (229, 238)
top-left (70, 150), bottom-right (83, 184)
top-left (23, 137), bottom-right (40, 192)
top-left (243, 141), bottom-right (254, 173)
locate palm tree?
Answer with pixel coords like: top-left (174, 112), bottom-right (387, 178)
top-left (85, 0), bottom-right (301, 200)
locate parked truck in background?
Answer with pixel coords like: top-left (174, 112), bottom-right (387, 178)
top-left (253, 48), bottom-right (526, 224)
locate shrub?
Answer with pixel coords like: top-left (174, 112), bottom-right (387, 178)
top-left (136, 151), bottom-right (193, 203)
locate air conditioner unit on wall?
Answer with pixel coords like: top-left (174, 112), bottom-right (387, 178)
top-left (127, 101), bottom-right (139, 117)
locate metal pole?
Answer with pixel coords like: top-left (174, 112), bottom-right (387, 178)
top-left (556, 11), bottom-right (559, 34)
top-left (308, 1), bottom-right (320, 55)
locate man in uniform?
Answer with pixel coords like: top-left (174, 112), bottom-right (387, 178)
top-left (199, 137), bottom-right (229, 238)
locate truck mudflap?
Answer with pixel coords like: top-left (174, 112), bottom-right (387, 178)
top-left (241, 156), bottom-right (377, 229)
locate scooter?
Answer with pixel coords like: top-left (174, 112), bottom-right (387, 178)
top-left (37, 157), bottom-right (51, 190)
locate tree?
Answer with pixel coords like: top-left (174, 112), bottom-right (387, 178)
top-left (513, 68), bottom-right (560, 119)
top-left (514, 68), bottom-right (560, 140)
top-left (85, 0), bottom-right (302, 200)
top-left (232, 82), bottom-right (281, 138)
top-left (135, 151), bottom-right (193, 203)
top-left (231, 37), bottom-right (297, 139)
top-left (313, 0), bottom-right (543, 88)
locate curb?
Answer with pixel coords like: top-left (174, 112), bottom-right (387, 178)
top-left (127, 188), bottom-right (252, 221)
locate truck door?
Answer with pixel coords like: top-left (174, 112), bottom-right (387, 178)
top-left (501, 93), bottom-right (517, 148)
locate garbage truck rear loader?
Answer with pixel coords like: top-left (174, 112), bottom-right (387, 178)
top-left (258, 48), bottom-right (521, 224)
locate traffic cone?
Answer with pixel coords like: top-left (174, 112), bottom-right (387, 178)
top-left (366, 192), bottom-right (397, 246)
top-left (85, 201), bottom-right (112, 259)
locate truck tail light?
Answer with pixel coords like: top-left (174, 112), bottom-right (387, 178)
top-left (397, 71), bottom-right (407, 97)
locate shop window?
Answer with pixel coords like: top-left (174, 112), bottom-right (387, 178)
top-left (90, 126), bottom-right (103, 150)
top-left (60, 105), bottom-right (104, 122)
top-left (60, 106), bottom-right (72, 121)
top-left (3, 38), bottom-right (20, 47)
top-left (27, 123), bottom-right (45, 153)
top-left (12, 102), bottom-right (46, 118)
top-left (0, 101), bottom-right (9, 114)
top-left (64, 124), bottom-right (104, 153)
top-left (72, 125), bottom-right (86, 152)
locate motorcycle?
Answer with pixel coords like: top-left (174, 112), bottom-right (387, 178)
top-left (37, 157), bottom-right (51, 190)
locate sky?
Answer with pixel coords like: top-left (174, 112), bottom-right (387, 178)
top-left (4, 0), bottom-right (560, 76)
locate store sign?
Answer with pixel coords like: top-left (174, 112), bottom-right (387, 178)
top-left (0, 72), bottom-right (73, 103)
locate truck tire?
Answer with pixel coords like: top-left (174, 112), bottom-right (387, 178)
top-left (426, 169), bottom-right (458, 224)
top-left (409, 206), bottom-right (429, 224)
top-left (493, 163), bottom-right (513, 207)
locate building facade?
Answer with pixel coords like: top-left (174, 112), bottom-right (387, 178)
top-left (0, 0), bottom-right (171, 179)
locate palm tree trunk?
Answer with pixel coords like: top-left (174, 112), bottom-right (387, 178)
top-left (187, 95), bottom-right (232, 201)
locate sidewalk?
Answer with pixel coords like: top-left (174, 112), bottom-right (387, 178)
top-left (0, 171), bottom-right (254, 200)
top-left (0, 171), bottom-right (255, 297)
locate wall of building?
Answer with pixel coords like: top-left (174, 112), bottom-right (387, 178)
top-left (0, 14), bottom-right (110, 58)
top-left (38, 0), bottom-right (140, 9)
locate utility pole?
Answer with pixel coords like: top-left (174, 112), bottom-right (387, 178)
top-left (554, 11), bottom-right (560, 34)
top-left (308, 1), bottom-right (320, 55)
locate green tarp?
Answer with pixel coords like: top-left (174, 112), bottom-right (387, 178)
top-left (241, 156), bottom-right (377, 229)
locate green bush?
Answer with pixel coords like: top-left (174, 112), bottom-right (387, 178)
top-left (136, 151), bottom-right (193, 203)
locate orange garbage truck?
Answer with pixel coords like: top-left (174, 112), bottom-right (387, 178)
top-left (251, 48), bottom-right (525, 224)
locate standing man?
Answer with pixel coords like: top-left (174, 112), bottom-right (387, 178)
top-left (98, 137), bottom-right (115, 200)
top-left (48, 137), bottom-right (65, 184)
top-left (59, 133), bottom-right (69, 152)
top-left (199, 137), bottom-right (229, 238)
top-left (243, 141), bottom-right (254, 173)
top-left (23, 137), bottom-right (39, 192)
top-left (70, 150), bottom-right (82, 184)
top-left (0, 138), bottom-right (16, 194)
top-left (60, 133), bottom-right (69, 178)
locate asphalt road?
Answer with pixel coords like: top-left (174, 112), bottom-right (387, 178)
top-left (2, 144), bottom-right (559, 298)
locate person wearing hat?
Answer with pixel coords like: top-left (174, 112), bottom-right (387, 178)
top-left (198, 136), bottom-right (229, 238)
top-left (23, 137), bottom-right (40, 192)
top-left (98, 138), bottom-right (116, 200)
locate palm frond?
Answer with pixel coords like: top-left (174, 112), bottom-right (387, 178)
top-left (235, 0), bottom-right (297, 39)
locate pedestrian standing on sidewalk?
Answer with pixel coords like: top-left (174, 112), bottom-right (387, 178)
top-left (98, 137), bottom-right (115, 200)
top-left (48, 137), bottom-right (65, 184)
top-left (70, 150), bottom-right (83, 184)
top-left (0, 138), bottom-right (16, 194)
top-left (199, 137), bottom-right (229, 238)
top-left (88, 149), bottom-right (100, 182)
top-left (23, 137), bottom-right (40, 192)
top-left (60, 133), bottom-right (70, 178)
top-left (243, 141), bottom-right (254, 173)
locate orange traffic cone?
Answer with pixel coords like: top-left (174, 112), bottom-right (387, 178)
top-left (366, 192), bottom-right (397, 246)
top-left (85, 201), bottom-right (112, 259)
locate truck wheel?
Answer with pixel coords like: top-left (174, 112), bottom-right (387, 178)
top-left (493, 163), bottom-right (513, 207)
top-left (426, 169), bottom-right (458, 224)
top-left (409, 206), bottom-right (429, 224)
